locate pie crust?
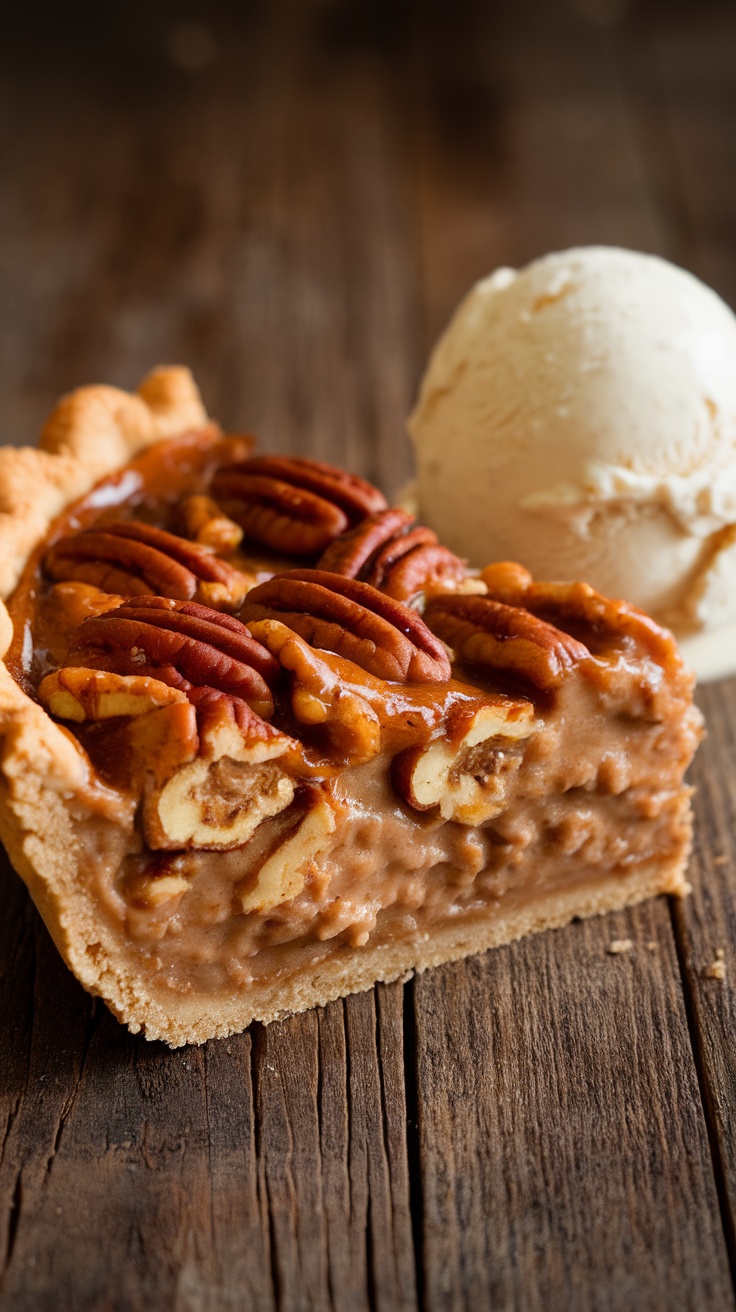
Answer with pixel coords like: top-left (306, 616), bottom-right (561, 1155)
top-left (0, 368), bottom-right (703, 1045)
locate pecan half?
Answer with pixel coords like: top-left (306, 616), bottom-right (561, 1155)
top-left (424, 593), bottom-right (589, 690)
top-left (317, 509), bottom-right (412, 577)
top-left (44, 614), bottom-right (296, 850)
top-left (393, 697), bottom-right (535, 823)
top-left (482, 564), bottom-right (679, 671)
top-left (67, 595), bottom-right (279, 718)
top-left (210, 455), bottom-right (387, 557)
top-left (317, 508), bottom-right (466, 601)
top-left (45, 521), bottom-right (249, 609)
top-left (241, 568), bottom-right (452, 684)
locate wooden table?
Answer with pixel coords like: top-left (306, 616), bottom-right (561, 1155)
top-left (1, 2), bottom-right (736, 1307)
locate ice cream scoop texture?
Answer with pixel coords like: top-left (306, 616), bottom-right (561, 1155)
top-left (409, 247), bottom-right (736, 659)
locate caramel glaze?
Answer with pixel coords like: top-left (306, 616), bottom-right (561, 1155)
top-left (6, 427), bottom-right (287, 692)
top-left (7, 428), bottom-right (530, 745)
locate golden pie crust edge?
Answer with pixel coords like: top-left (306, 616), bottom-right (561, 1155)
top-left (0, 368), bottom-right (216, 1040)
top-left (0, 368), bottom-right (692, 1046)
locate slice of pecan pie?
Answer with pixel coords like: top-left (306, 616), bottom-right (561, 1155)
top-left (0, 368), bottom-right (703, 1045)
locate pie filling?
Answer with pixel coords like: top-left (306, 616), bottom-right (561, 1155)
top-left (5, 424), bottom-right (702, 1023)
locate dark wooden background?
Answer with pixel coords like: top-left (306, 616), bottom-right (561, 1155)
top-left (1, 1), bottom-right (736, 1308)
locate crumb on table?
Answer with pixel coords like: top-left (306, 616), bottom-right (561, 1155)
top-left (704, 949), bottom-right (726, 981)
top-left (608, 939), bottom-right (634, 955)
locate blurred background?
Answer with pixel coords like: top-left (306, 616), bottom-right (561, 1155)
top-left (0, 0), bottom-right (734, 496)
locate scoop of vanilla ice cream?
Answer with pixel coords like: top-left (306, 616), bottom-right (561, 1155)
top-left (408, 247), bottom-right (736, 665)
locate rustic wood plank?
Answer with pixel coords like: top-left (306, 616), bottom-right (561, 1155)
top-left (412, 900), bottom-right (735, 1311)
top-left (408, 6), bottom-right (735, 1300)
top-left (409, 0), bottom-right (667, 353)
top-left (0, 1), bottom-right (419, 498)
top-left (251, 987), bottom-right (417, 1312)
top-left (671, 681), bottom-right (736, 1273)
top-left (648, 0), bottom-right (736, 302)
top-left (625, 0), bottom-right (736, 1282)
top-left (0, 852), bottom-right (418, 1311)
top-left (2, 1), bottom-right (736, 1308)
top-left (0, 855), bottom-right (276, 1311)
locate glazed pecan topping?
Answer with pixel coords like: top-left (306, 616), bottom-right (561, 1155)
top-left (318, 508), bottom-right (411, 577)
top-left (481, 564), bottom-right (679, 671)
top-left (210, 455), bottom-right (387, 557)
top-left (317, 508), bottom-right (466, 601)
top-left (392, 696), bottom-right (535, 822)
top-left (45, 521), bottom-right (248, 609)
top-left (424, 593), bottom-right (590, 691)
top-left (142, 686), bottom-right (298, 852)
top-left (240, 568), bottom-right (452, 684)
top-left (67, 596), bottom-right (279, 718)
top-left (179, 494), bottom-right (244, 556)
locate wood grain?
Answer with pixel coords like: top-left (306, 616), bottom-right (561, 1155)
top-left (0, 858), bottom-right (416, 1311)
top-left (1, 1), bottom-right (736, 1309)
top-left (672, 684), bottom-right (736, 1278)
top-left (412, 902), bottom-right (734, 1311)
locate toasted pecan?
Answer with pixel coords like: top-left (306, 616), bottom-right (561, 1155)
top-left (241, 568), bottom-right (452, 684)
top-left (47, 600), bottom-right (298, 849)
top-left (67, 596), bottom-right (279, 718)
top-left (317, 508), bottom-right (466, 601)
top-left (144, 686), bottom-right (297, 851)
top-left (228, 456), bottom-right (387, 521)
top-left (374, 541), bottom-right (467, 601)
top-left (424, 593), bottom-right (589, 690)
top-left (318, 509), bottom-right (412, 578)
top-left (210, 455), bottom-right (387, 557)
top-left (392, 697), bottom-right (535, 822)
top-left (481, 564), bottom-right (680, 671)
top-left (45, 520), bottom-right (248, 609)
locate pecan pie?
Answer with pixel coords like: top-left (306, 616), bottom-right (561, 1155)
top-left (0, 368), bottom-right (703, 1045)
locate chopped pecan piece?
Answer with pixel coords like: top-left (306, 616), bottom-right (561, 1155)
top-left (128, 869), bottom-right (191, 909)
top-left (38, 668), bottom-right (188, 722)
top-left (66, 596), bottom-right (279, 718)
top-left (424, 593), bottom-right (590, 690)
top-left (145, 689), bottom-right (297, 851)
top-left (237, 789), bottom-right (338, 914)
top-left (393, 697), bottom-right (535, 823)
top-left (45, 521), bottom-right (249, 609)
top-left (317, 508), bottom-right (466, 601)
top-left (179, 494), bottom-right (244, 555)
top-left (241, 568), bottom-right (452, 684)
top-left (479, 561), bottom-right (536, 602)
top-left (250, 618), bottom-right (382, 766)
top-left (210, 455), bottom-right (387, 556)
top-left (32, 582), bottom-right (125, 672)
